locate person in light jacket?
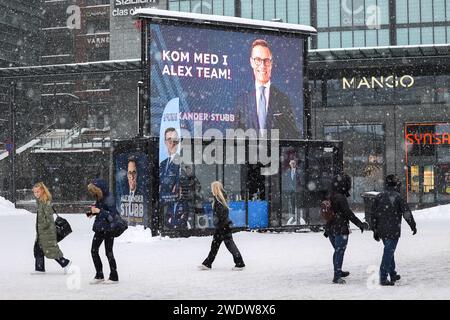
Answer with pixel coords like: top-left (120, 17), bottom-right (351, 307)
top-left (199, 181), bottom-right (245, 271)
top-left (32, 182), bottom-right (71, 274)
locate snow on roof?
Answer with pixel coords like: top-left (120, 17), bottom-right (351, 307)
top-left (0, 139), bottom-right (41, 160)
top-left (32, 148), bottom-right (105, 154)
top-left (16, 139), bottom-right (41, 154)
top-left (133, 8), bottom-right (317, 35)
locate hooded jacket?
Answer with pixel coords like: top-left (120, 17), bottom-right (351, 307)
top-left (91, 179), bottom-right (119, 234)
top-left (325, 174), bottom-right (365, 235)
top-left (371, 185), bottom-right (416, 239)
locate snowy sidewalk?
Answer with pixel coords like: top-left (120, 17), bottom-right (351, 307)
top-left (1, 200), bottom-right (450, 299)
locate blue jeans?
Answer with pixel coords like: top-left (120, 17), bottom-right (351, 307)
top-left (329, 234), bottom-right (348, 280)
top-left (380, 238), bottom-right (399, 282)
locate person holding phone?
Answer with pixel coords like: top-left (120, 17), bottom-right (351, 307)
top-left (87, 179), bottom-right (119, 284)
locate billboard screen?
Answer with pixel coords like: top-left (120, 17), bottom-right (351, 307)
top-left (149, 23), bottom-right (305, 141)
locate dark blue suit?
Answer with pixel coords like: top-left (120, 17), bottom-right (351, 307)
top-left (159, 155), bottom-right (181, 228)
top-left (234, 85), bottom-right (301, 140)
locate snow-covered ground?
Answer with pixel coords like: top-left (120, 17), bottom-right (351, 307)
top-left (1, 196), bottom-right (450, 300)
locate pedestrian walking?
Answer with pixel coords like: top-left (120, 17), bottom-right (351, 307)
top-left (372, 174), bottom-right (417, 286)
top-left (199, 181), bottom-right (245, 271)
top-left (324, 174), bottom-right (368, 284)
top-left (31, 182), bottom-right (72, 274)
top-left (87, 179), bottom-right (120, 284)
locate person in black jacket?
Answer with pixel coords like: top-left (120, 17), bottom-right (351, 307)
top-left (199, 181), bottom-right (245, 271)
top-left (324, 174), bottom-right (368, 284)
top-left (372, 174), bottom-right (417, 286)
top-left (87, 179), bottom-right (120, 284)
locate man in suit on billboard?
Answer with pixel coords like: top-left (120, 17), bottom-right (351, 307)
top-left (234, 39), bottom-right (301, 140)
top-left (282, 159), bottom-right (304, 225)
top-left (159, 127), bottom-right (182, 228)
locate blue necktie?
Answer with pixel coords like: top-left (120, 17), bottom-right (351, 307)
top-left (258, 86), bottom-right (267, 131)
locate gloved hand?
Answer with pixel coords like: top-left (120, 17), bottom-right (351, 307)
top-left (360, 222), bottom-right (369, 233)
top-left (411, 227), bottom-right (417, 235)
top-left (373, 232), bottom-right (380, 242)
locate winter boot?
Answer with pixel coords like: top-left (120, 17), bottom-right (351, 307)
top-left (341, 271), bottom-right (350, 278)
top-left (232, 265), bottom-right (245, 271)
top-left (390, 274), bottom-right (401, 282)
top-left (198, 264), bottom-right (211, 271)
top-left (332, 277), bottom-right (346, 284)
top-left (380, 279), bottom-right (395, 286)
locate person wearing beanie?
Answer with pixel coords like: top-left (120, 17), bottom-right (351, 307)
top-left (371, 174), bottom-right (417, 286)
top-left (324, 173), bottom-right (369, 284)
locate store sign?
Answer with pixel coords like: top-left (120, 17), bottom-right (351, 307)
top-left (342, 75), bottom-right (415, 89)
top-left (405, 133), bottom-right (450, 145)
top-left (86, 10), bottom-right (108, 18)
top-left (112, 0), bottom-right (159, 17)
top-left (86, 34), bottom-right (110, 48)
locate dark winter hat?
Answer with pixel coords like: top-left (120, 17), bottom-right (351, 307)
top-left (332, 173), bottom-right (352, 197)
top-left (385, 174), bottom-right (400, 187)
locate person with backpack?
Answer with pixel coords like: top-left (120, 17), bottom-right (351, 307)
top-left (31, 182), bottom-right (72, 274)
top-left (323, 174), bottom-right (368, 284)
top-left (87, 179), bottom-right (121, 284)
top-left (199, 181), bottom-right (245, 271)
top-left (371, 174), bottom-right (417, 286)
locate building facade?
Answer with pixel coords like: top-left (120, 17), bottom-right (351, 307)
top-left (1, 0), bottom-right (449, 209)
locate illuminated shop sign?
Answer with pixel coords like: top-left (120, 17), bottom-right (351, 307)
top-left (342, 75), bottom-right (415, 89)
top-left (405, 133), bottom-right (450, 145)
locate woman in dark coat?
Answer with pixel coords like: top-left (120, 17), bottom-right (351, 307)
top-left (324, 174), bottom-right (368, 284)
top-left (87, 179), bottom-right (120, 284)
top-left (32, 182), bottom-right (71, 274)
top-left (199, 181), bottom-right (245, 271)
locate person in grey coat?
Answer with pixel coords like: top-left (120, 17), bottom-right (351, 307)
top-left (32, 182), bottom-right (71, 274)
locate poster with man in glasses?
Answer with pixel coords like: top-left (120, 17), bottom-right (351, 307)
top-left (234, 39), bottom-right (301, 140)
top-left (159, 127), bottom-right (183, 229)
top-left (115, 153), bottom-right (149, 227)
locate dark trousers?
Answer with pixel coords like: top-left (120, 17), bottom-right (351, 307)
top-left (380, 237), bottom-right (399, 282)
top-left (202, 228), bottom-right (245, 268)
top-left (33, 241), bottom-right (69, 271)
top-left (91, 232), bottom-right (118, 280)
top-left (329, 234), bottom-right (348, 280)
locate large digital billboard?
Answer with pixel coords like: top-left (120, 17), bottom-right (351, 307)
top-left (149, 23), bottom-right (305, 141)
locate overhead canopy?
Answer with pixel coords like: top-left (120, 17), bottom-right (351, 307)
top-left (309, 44), bottom-right (450, 71)
top-left (0, 59), bottom-right (141, 79)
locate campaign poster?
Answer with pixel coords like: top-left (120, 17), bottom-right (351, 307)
top-left (115, 152), bottom-right (150, 227)
top-left (149, 23), bottom-right (304, 140)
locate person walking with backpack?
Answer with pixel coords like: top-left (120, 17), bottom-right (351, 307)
top-left (323, 174), bottom-right (368, 284)
top-left (31, 182), bottom-right (72, 274)
top-left (199, 181), bottom-right (245, 271)
top-left (371, 174), bottom-right (417, 286)
top-left (87, 179), bottom-right (120, 284)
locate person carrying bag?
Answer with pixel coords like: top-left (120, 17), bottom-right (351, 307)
top-left (87, 179), bottom-right (126, 284)
top-left (31, 182), bottom-right (72, 274)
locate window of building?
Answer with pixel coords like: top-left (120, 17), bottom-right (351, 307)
top-left (317, 0), bottom-right (329, 27)
top-left (287, 0), bottom-right (299, 23)
top-left (324, 123), bottom-right (385, 202)
top-left (264, 0), bottom-right (275, 20)
top-left (396, 0), bottom-right (408, 23)
top-left (408, 0), bottom-right (420, 23)
top-left (434, 0), bottom-right (446, 21)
